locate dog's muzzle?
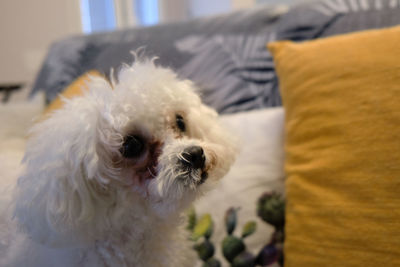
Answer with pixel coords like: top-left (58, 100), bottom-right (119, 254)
top-left (179, 146), bottom-right (208, 184)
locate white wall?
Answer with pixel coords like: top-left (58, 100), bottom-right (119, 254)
top-left (158, 0), bottom-right (189, 23)
top-left (0, 0), bottom-right (296, 85)
top-left (232, 0), bottom-right (256, 9)
top-left (0, 0), bottom-right (82, 85)
top-left (159, 0), bottom-right (261, 23)
top-left (189, 0), bottom-right (231, 17)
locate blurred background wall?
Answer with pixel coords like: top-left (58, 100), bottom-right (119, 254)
top-left (0, 0), bottom-right (81, 85)
top-left (0, 0), bottom-right (299, 86)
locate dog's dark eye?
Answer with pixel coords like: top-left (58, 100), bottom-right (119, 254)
top-left (121, 135), bottom-right (144, 158)
top-left (176, 114), bottom-right (186, 132)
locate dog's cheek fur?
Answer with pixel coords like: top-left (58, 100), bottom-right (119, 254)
top-left (14, 79), bottom-right (120, 247)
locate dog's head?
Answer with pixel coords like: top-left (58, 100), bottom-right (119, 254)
top-left (15, 60), bottom-right (236, 247)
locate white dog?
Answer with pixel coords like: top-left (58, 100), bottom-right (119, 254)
top-left (0, 59), bottom-right (236, 266)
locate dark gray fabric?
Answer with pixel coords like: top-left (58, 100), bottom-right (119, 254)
top-left (173, 33), bottom-right (281, 113)
top-left (317, 0), bottom-right (400, 37)
top-left (31, 5), bottom-right (285, 113)
top-left (276, 2), bottom-right (337, 41)
top-left (31, 0), bottom-right (400, 114)
top-left (277, 0), bottom-right (400, 41)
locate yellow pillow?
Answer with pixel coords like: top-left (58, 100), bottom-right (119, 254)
top-left (44, 70), bottom-right (103, 115)
top-left (269, 26), bottom-right (400, 266)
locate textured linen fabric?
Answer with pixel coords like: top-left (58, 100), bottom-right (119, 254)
top-left (277, 0), bottom-right (400, 41)
top-left (30, 1), bottom-right (400, 114)
top-left (31, 5), bottom-right (286, 114)
top-left (32, 0), bottom-right (400, 113)
top-left (268, 26), bottom-right (400, 266)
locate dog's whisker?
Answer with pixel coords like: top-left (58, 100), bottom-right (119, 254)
top-left (177, 152), bottom-right (191, 164)
top-left (147, 167), bottom-right (157, 178)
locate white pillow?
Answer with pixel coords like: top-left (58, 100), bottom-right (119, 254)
top-left (194, 107), bottom-right (285, 264)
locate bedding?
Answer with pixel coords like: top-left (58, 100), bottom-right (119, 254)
top-left (277, 0), bottom-right (400, 41)
top-left (30, 5), bottom-right (287, 114)
top-left (30, 1), bottom-right (400, 116)
top-left (194, 107), bottom-right (285, 265)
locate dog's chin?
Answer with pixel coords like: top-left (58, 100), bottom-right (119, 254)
top-left (176, 167), bottom-right (208, 190)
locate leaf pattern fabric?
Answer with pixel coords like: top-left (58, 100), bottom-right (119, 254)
top-left (175, 34), bottom-right (280, 113)
top-left (31, 1), bottom-right (400, 113)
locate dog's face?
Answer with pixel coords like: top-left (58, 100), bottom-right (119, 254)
top-left (106, 63), bottom-right (236, 215)
top-left (15, 61), bottom-right (236, 246)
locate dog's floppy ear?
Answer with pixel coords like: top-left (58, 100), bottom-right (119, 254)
top-left (14, 77), bottom-right (116, 247)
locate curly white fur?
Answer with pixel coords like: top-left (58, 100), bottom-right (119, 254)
top-left (0, 60), bottom-right (236, 266)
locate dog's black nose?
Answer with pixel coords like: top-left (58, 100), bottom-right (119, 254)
top-left (181, 146), bottom-right (205, 169)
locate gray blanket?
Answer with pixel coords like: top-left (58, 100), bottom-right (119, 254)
top-left (31, 0), bottom-right (400, 114)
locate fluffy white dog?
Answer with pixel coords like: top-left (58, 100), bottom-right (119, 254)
top-left (0, 59), bottom-right (236, 266)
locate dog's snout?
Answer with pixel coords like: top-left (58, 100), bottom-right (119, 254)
top-left (181, 146), bottom-right (205, 169)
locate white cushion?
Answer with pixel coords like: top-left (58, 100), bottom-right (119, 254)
top-left (194, 107), bottom-right (285, 262)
